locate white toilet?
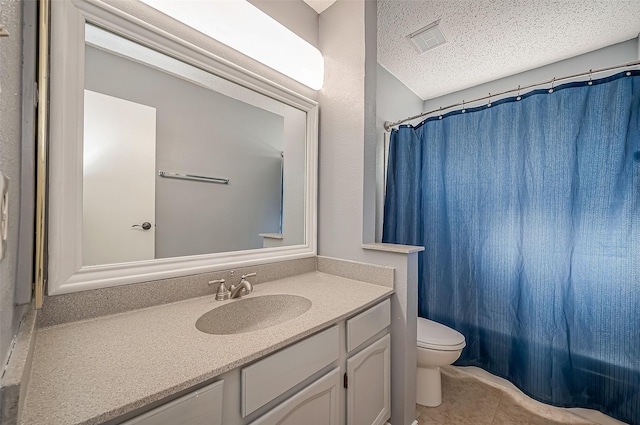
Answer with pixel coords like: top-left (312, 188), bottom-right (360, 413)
top-left (416, 317), bottom-right (466, 407)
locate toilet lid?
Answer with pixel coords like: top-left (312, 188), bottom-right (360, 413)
top-left (417, 318), bottom-right (466, 351)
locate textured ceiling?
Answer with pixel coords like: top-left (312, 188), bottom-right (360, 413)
top-left (378, 0), bottom-right (640, 100)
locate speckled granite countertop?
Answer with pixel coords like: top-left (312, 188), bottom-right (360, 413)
top-left (22, 272), bottom-right (393, 425)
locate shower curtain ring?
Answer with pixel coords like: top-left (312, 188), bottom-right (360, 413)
top-left (462, 100), bottom-right (466, 113)
top-left (516, 85), bottom-right (521, 101)
top-left (588, 69), bottom-right (593, 85)
top-left (438, 107), bottom-right (443, 119)
top-left (487, 93), bottom-right (492, 107)
top-left (549, 77), bottom-right (555, 93)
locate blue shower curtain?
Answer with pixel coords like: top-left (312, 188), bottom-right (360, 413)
top-left (383, 71), bottom-right (640, 424)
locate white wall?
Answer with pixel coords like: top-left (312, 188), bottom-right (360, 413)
top-left (423, 38), bottom-right (639, 113)
top-left (0, 0), bottom-right (28, 366)
top-left (318, 1), bottom-right (419, 424)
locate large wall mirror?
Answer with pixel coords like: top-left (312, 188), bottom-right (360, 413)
top-left (47, 0), bottom-right (318, 295)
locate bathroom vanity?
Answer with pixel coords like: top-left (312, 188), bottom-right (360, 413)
top-left (21, 272), bottom-right (392, 425)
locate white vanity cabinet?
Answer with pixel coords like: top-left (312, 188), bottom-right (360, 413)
top-left (122, 380), bottom-right (223, 425)
top-left (345, 299), bottom-right (391, 425)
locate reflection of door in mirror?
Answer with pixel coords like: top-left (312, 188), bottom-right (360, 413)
top-left (83, 90), bottom-right (156, 266)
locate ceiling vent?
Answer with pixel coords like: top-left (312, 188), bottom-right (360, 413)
top-left (408, 20), bottom-right (448, 54)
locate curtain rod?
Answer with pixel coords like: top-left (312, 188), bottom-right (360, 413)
top-left (384, 60), bottom-right (640, 132)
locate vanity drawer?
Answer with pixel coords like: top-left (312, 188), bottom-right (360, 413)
top-left (123, 380), bottom-right (223, 425)
top-left (346, 298), bottom-right (391, 353)
top-left (242, 325), bottom-right (340, 417)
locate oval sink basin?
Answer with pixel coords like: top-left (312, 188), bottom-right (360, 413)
top-left (196, 295), bottom-right (312, 335)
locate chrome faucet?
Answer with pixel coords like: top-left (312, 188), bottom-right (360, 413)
top-left (229, 273), bottom-right (256, 299)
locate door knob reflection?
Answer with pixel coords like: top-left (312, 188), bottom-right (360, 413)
top-left (131, 222), bottom-right (152, 230)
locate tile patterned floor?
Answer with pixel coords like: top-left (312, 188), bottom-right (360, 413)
top-left (416, 367), bottom-right (596, 425)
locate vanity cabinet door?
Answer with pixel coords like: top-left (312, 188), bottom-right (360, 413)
top-left (249, 368), bottom-right (340, 425)
top-left (346, 334), bottom-right (390, 425)
top-left (122, 380), bottom-right (223, 425)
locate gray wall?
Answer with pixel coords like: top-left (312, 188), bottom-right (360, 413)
top-left (0, 0), bottom-right (28, 367)
top-left (318, 2), bottom-right (419, 424)
top-left (86, 46), bottom-right (285, 258)
top-left (423, 38), bottom-right (639, 112)
top-left (376, 64), bottom-right (423, 241)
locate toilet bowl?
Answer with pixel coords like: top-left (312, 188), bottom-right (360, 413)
top-left (416, 317), bottom-right (466, 407)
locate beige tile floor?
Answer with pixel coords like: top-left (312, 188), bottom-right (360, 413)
top-left (417, 367), bottom-right (596, 425)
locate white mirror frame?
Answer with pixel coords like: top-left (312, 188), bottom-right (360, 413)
top-left (48, 0), bottom-right (318, 295)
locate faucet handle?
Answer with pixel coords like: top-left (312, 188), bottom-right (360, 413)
top-left (230, 273), bottom-right (256, 295)
top-left (208, 278), bottom-right (225, 286)
top-left (209, 279), bottom-right (230, 301)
